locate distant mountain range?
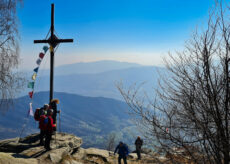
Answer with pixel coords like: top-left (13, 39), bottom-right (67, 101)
top-left (40, 60), bottom-right (142, 75)
top-left (0, 92), bottom-right (138, 149)
top-left (22, 60), bottom-right (164, 100)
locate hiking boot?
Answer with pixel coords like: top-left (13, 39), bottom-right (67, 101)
top-left (38, 142), bottom-right (44, 146)
top-left (45, 147), bottom-right (52, 151)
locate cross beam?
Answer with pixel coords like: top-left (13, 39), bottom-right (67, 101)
top-left (34, 3), bottom-right (73, 102)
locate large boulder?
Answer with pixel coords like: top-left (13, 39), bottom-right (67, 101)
top-left (0, 137), bottom-right (36, 153)
top-left (0, 152), bottom-right (38, 164)
top-left (50, 132), bottom-right (82, 149)
top-left (72, 147), bottom-right (86, 159)
top-left (84, 148), bottom-right (110, 163)
top-left (85, 148), bottom-right (110, 158)
top-left (0, 132), bottom-right (83, 164)
top-left (0, 132), bottom-right (82, 154)
top-left (128, 153), bottom-right (138, 159)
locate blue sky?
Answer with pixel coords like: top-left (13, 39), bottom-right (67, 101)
top-left (18, 0), bottom-right (216, 69)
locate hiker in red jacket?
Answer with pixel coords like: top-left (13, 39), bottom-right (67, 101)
top-left (44, 109), bottom-right (56, 151)
top-left (38, 104), bottom-right (49, 145)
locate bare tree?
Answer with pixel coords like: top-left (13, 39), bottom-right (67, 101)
top-left (105, 132), bottom-right (116, 151)
top-left (118, 2), bottom-right (230, 164)
top-left (0, 0), bottom-right (24, 111)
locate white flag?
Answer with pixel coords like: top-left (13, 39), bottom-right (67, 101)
top-left (29, 103), bottom-right (34, 116)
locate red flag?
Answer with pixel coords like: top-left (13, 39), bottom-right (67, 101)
top-left (29, 91), bottom-right (33, 98)
top-left (39, 52), bottom-right (45, 59)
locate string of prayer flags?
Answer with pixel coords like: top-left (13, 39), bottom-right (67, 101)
top-left (27, 45), bottom-right (50, 118)
top-left (29, 91), bottom-right (33, 99)
top-left (28, 45), bottom-right (49, 100)
top-left (32, 73), bottom-right (37, 80)
top-left (27, 82), bottom-right (35, 89)
top-left (43, 46), bottom-right (49, 53)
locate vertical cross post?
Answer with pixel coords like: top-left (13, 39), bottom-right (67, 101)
top-left (50, 4), bottom-right (55, 102)
top-left (34, 3), bottom-right (73, 102)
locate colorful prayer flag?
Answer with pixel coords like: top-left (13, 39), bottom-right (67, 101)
top-left (36, 58), bottom-right (42, 65)
top-left (49, 46), bottom-right (54, 52)
top-left (29, 103), bottom-right (34, 116)
top-left (43, 46), bottom-right (49, 53)
top-left (32, 73), bottom-right (37, 80)
top-left (39, 52), bottom-right (45, 59)
top-left (29, 91), bottom-right (33, 98)
top-left (34, 67), bottom-right (39, 73)
top-left (27, 82), bottom-right (35, 89)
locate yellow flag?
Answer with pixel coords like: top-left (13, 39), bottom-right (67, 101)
top-left (49, 46), bottom-right (54, 52)
top-left (32, 73), bottom-right (37, 80)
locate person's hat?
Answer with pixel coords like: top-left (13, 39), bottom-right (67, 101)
top-left (44, 104), bottom-right (49, 108)
top-left (51, 99), bottom-right (59, 104)
top-left (119, 141), bottom-right (123, 144)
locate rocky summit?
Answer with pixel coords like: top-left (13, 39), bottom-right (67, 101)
top-left (0, 133), bottom-right (167, 164)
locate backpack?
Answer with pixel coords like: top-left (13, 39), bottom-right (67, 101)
top-left (124, 143), bottom-right (129, 155)
top-left (34, 107), bottom-right (45, 121)
top-left (44, 117), bottom-right (49, 124)
top-left (39, 115), bottom-right (48, 130)
top-left (34, 108), bottom-right (40, 121)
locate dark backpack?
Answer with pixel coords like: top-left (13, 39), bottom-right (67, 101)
top-left (124, 143), bottom-right (129, 155)
top-left (34, 108), bottom-right (40, 121)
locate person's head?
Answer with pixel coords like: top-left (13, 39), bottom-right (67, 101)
top-left (47, 109), bottom-right (53, 116)
top-left (137, 136), bottom-right (141, 139)
top-left (119, 141), bottom-right (123, 146)
top-left (43, 104), bottom-right (49, 110)
top-left (51, 99), bottom-right (59, 104)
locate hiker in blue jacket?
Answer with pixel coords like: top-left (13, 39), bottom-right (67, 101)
top-left (114, 141), bottom-right (129, 164)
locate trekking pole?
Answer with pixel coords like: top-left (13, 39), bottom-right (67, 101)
top-left (59, 112), bottom-right (61, 132)
top-left (55, 131), bottom-right (57, 149)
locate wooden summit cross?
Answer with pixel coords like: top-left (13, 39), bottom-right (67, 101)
top-left (34, 3), bottom-right (73, 102)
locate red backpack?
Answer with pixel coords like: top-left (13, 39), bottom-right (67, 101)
top-left (34, 108), bottom-right (40, 121)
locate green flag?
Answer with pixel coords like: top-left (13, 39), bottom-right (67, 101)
top-left (43, 46), bottom-right (49, 53)
top-left (27, 82), bottom-right (35, 89)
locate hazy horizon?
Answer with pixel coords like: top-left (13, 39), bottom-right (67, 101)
top-left (17, 0), bottom-right (217, 70)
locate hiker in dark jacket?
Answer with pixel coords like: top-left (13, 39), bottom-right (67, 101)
top-left (44, 109), bottom-right (56, 151)
top-left (135, 136), bottom-right (143, 160)
top-left (38, 104), bottom-right (49, 145)
top-left (49, 99), bottom-right (60, 131)
top-left (114, 142), bottom-right (129, 164)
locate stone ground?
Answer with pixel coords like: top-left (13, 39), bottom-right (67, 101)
top-left (0, 133), bottom-right (172, 164)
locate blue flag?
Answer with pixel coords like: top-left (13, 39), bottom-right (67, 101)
top-left (34, 67), bottom-right (39, 73)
